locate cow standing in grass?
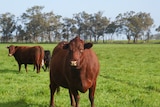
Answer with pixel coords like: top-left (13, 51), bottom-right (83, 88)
top-left (7, 45), bottom-right (44, 73)
top-left (42, 50), bottom-right (51, 71)
top-left (49, 36), bottom-right (100, 107)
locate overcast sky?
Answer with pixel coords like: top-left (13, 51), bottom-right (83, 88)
top-left (0, 0), bottom-right (159, 34)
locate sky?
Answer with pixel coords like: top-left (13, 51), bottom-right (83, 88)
top-left (0, 0), bottom-right (159, 34)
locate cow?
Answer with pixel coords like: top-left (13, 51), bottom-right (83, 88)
top-left (7, 45), bottom-right (44, 73)
top-left (42, 50), bottom-right (51, 71)
top-left (49, 36), bottom-right (100, 107)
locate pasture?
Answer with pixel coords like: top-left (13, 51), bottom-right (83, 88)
top-left (0, 43), bottom-right (160, 107)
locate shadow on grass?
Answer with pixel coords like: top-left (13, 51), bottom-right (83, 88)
top-left (0, 68), bottom-right (47, 74)
top-left (0, 99), bottom-right (48, 107)
top-left (0, 68), bottom-right (20, 74)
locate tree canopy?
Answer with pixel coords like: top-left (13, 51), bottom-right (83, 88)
top-left (0, 6), bottom-right (157, 43)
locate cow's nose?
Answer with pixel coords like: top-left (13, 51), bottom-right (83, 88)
top-left (70, 61), bottom-right (77, 66)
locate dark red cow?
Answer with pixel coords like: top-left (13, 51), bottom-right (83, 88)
top-left (7, 45), bottom-right (44, 73)
top-left (42, 50), bottom-right (51, 71)
top-left (50, 36), bottom-right (100, 107)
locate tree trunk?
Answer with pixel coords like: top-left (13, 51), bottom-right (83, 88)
top-left (127, 34), bottom-right (131, 44)
top-left (89, 35), bottom-right (92, 42)
top-left (133, 38), bottom-right (136, 43)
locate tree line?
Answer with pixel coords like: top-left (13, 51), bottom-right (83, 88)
top-left (0, 5), bottom-right (159, 43)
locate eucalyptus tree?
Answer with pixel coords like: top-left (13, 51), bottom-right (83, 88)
top-left (21, 6), bottom-right (45, 42)
top-left (156, 26), bottom-right (160, 32)
top-left (15, 25), bottom-right (25, 42)
top-left (115, 11), bottom-right (136, 43)
top-left (73, 11), bottom-right (110, 42)
top-left (90, 11), bottom-right (110, 42)
top-left (115, 11), bottom-right (154, 43)
top-left (62, 17), bottom-right (77, 41)
top-left (105, 22), bottom-right (119, 43)
top-left (73, 11), bottom-right (92, 41)
top-left (0, 12), bottom-right (16, 42)
top-left (128, 12), bottom-right (153, 43)
top-left (43, 11), bottom-right (62, 42)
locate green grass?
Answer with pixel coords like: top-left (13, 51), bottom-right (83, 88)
top-left (0, 43), bottom-right (160, 107)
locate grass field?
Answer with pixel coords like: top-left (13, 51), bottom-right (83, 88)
top-left (0, 43), bottom-right (160, 107)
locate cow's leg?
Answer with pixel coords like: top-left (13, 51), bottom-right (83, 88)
top-left (33, 65), bottom-right (35, 71)
top-left (46, 63), bottom-right (49, 71)
top-left (89, 82), bottom-right (96, 107)
top-left (72, 90), bottom-right (80, 107)
top-left (18, 64), bottom-right (21, 72)
top-left (38, 64), bottom-right (41, 73)
top-left (69, 89), bottom-right (75, 107)
top-left (49, 84), bottom-right (57, 107)
top-left (25, 64), bottom-right (28, 72)
top-left (42, 65), bottom-right (46, 71)
top-left (35, 63), bottom-right (40, 73)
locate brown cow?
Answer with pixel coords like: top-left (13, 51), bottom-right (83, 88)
top-left (7, 45), bottom-right (44, 73)
top-left (50, 36), bottom-right (100, 107)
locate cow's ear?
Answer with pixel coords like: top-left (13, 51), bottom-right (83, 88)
top-left (84, 43), bottom-right (93, 49)
top-left (63, 44), bottom-right (69, 49)
top-left (6, 46), bottom-right (9, 49)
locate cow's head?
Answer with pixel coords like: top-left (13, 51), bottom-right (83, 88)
top-left (6, 45), bottom-right (17, 56)
top-left (63, 36), bottom-right (92, 68)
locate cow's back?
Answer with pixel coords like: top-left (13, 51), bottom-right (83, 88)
top-left (15, 46), bottom-right (41, 63)
top-left (14, 46), bottom-right (35, 64)
top-left (50, 42), bottom-right (69, 88)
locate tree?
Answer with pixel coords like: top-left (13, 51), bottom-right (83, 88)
top-left (105, 22), bottom-right (118, 43)
top-left (128, 12), bottom-right (153, 43)
top-left (73, 11), bottom-right (92, 40)
top-left (62, 17), bottom-right (77, 41)
top-left (115, 11), bottom-right (136, 43)
top-left (115, 11), bottom-right (154, 43)
top-left (21, 6), bottom-right (62, 42)
top-left (0, 12), bottom-right (16, 42)
top-left (156, 26), bottom-right (160, 32)
top-left (43, 12), bottom-right (62, 42)
top-left (73, 11), bottom-right (110, 42)
top-left (21, 6), bottom-right (45, 42)
top-left (90, 11), bottom-right (110, 42)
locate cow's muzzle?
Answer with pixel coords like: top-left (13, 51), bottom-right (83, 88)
top-left (70, 61), bottom-right (78, 66)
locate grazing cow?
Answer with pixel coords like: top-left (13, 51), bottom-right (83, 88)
top-left (7, 45), bottom-right (44, 73)
top-left (42, 50), bottom-right (51, 71)
top-left (49, 36), bottom-right (100, 107)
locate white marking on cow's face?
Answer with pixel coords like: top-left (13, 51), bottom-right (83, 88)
top-left (8, 54), bottom-right (12, 56)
